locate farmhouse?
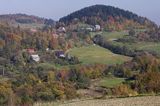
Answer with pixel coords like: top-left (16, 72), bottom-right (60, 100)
top-left (55, 50), bottom-right (65, 58)
top-left (31, 54), bottom-right (40, 62)
top-left (86, 27), bottom-right (94, 32)
top-left (95, 25), bottom-right (101, 31)
top-left (57, 27), bottom-right (66, 33)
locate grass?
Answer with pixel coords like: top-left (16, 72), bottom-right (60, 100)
top-left (99, 77), bottom-right (126, 88)
top-left (37, 63), bottom-right (56, 70)
top-left (69, 45), bottom-right (131, 65)
top-left (137, 42), bottom-right (160, 54)
top-left (112, 41), bottom-right (160, 55)
top-left (101, 31), bottom-right (128, 40)
top-left (98, 30), bottom-right (160, 55)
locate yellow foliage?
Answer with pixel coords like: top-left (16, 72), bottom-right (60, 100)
top-left (113, 84), bottom-right (138, 97)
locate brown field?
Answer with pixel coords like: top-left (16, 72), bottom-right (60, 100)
top-left (34, 96), bottom-right (160, 106)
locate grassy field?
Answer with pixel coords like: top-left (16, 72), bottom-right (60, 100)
top-left (136, 42), bottom-right (160, 54)
top-left (34, 96), bottom-right (160, 106)
top-left (100, 29), bottom-right (146, 40)
top-left (101, 31), bottom-right (128, 40)
top-left (35, 45), bottom-right (132, 70)
top-left (69, 45), bottom-right (131, 65)
top-left (37, 63), bottom-right (56, 70)
top-left (99, 77), bottom-right (125, 88)
top-left (112, 41), bottom-right (160, 54)
top-left (98, 30), bottom-right (160, 55)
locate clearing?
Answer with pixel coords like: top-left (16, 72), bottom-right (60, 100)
top-left (69, 45), bottom-right (131, 64)
top-left (99, 77), bottom-right (126, 88)
top-left (100, 30), bottom-right (160, 55)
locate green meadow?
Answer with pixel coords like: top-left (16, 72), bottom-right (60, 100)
top-left (69, 45), bottom-right (131, 65)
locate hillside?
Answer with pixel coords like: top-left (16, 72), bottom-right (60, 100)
top-left (0, 14), bottom-right (55, 29)
top-left (69, 45), bottom-right (131, 64)
top-left (1, 5), bottom-right (160, 106)
top-left (60, 5), bottom-right (156, 30)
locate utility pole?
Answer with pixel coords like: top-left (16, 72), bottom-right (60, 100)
top-left (2, 67), bottom-right (4, 76)
top-left (0, 66), bottom-right (5, 76)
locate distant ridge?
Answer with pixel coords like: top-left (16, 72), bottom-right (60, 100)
top-left (0, 13), bottom-right (55, 28)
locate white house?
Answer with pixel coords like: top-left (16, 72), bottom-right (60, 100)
top-left (58, 27), bottom-right (66, 33)
top-left (86, 27), bottom-right (93, 32)
top-left (95, 25), bottom-right (101, 31)
top-left (30, 28), bottom-right (37, 33)
top-left (59, 54), bottom-right (65, 58)
top-left (55, 50), bottom-right (65, 58)
top-left (31, 55), bottom-right (40, 62)
top-left (46, 48), bottom-right (49, 51)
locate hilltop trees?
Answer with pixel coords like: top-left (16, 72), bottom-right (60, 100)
top-left (60, 5), bottom-right (155, 30)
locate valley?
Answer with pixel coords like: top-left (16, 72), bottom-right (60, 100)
top-left (0, 4), bottom-right (160, 106)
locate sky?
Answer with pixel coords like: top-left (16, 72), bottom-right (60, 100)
top-left (0, 0), bottom-right (159, 25)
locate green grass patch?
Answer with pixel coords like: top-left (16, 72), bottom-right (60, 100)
top-left (99, 77), bottom-right (126, 88)
top-left (69, 45), bottom-right (131, 65)
top-left (112, 41), bottom-right (160, 55)
top-left (100, 30), bottom-right (160, 55)
top-left (101, 31), bottom-right (128, 40)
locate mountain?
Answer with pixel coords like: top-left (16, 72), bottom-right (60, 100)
top-left (59, 5), bottom-right (156, 29)
top-left (0, 14), bottom-right (55, 29)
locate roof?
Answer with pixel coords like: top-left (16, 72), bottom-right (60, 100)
top-left (31, 54), bottom-right (40, 62)
top-left (55, 50), bottom-right (65, 57)
top-left (27, 48), bottom-right (35, 54)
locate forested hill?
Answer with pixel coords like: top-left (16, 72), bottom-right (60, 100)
top-left (0, 14), bottom-right (55, 28)
top-left (59, 5), bottom-right (156, 28)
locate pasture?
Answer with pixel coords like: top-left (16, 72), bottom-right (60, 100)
top-left (69, 45), bottom-right (131, 65)
top-left (100, 30), bottom-right (160, 55)
top-left (99, 77), bottom-right (126, 88)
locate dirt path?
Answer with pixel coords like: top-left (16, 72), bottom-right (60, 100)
top-left (58, 96), bottom-right (160, 106)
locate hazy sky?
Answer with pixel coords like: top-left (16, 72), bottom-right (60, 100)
top-left (0, 0), bottom-right (159, 25)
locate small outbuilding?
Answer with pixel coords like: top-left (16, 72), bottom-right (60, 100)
top-left (55, 50), bottom-right (65, 58)
top-left (31, 55), bottom-right (40, 62)
top-left (95, 25), bottom-right (101, 31)
top-left (58, 27), bottom-right (66, 33)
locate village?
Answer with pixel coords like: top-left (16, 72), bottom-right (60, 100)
top-left (26, 24), bottom-right (101, 64)
top-left (1, 3), bottom-right (160, 106)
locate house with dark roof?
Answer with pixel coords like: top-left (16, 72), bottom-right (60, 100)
top-left (54, 50), bottom-right (65, 58)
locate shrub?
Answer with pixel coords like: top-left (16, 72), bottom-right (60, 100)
top-left (68, 69), bottom-right (90, 89)
top-left (112, 84), bottom-right (138, 97)
top-left (0, 83), bottom-right (13, 106)
top-left (134, 72), bottom-right (160, 93)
